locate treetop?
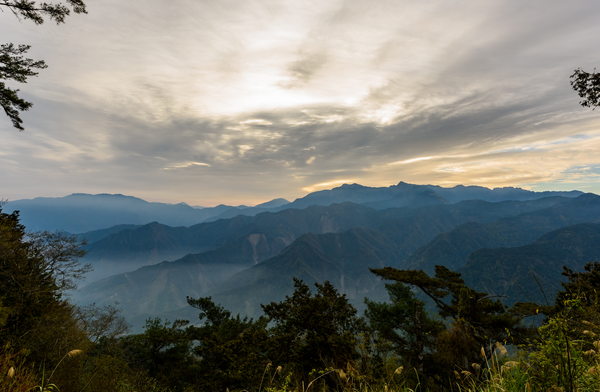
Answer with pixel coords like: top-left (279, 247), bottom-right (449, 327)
top-left (1, 0), bottom-right (87, 25)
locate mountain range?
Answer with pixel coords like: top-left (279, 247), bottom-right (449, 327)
top-left (460, 222), bottom-right (600, 307)
top-left (204, 194), bottom-right (600, 319)
top-left (403, 192), bottom-right (600, 274)
top-left (9, 181), bottom-right (595, 332)
top-left (71, 193), bottom-right (600, 330)
top-left (4, 182), bottom-right (580, 233)
top-left (3, 194), bottom-right (296, 233)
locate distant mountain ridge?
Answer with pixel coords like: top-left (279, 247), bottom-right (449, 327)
top-left (9, 181), bottom-right (589, 332)
top-left (278, 182), bottom-right (582, 210)
top-left (3, 193), bottom-right (288, 233)
top-left (4, 182), bottom-right (582, 233)
top-left (80, 197), bottom-right (571, 282)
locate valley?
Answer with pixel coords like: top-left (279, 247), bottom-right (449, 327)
top-left (5, 181), bottom-right (592, 332)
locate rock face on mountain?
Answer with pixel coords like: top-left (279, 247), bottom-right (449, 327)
top-left (209, 228), bottom-right (400, 317)
top-left (81, 203), bottom-right (414, 281)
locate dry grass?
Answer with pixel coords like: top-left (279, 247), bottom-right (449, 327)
top-left (0, 346), bottom-right (37, 392)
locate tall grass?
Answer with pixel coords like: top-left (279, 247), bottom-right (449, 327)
top-left (242, 337), bottom-right (600, 392)
top-left (0, 345), bottom-right (37, 392)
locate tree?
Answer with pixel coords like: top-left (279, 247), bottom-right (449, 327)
top-left (521, 263), bottom-right (600, 392)
top-left (26, 230), bottom-right (90, 292)
top-left (571, 68), bottom-right (600, 109)
top-left (76, 303), bottom-right (130, 347)
top-left (262, 278), bottom-right (367, 380)
top-left (369, 265), bottom-right (536, 379)
top-left (1, 0), bottom-right (87, 131)
top-left (557, 262), bottom-right (600, 310)
top-left (0, 208), bottom-right (89, 359)
top-left (371, 266), bottom-right (535, 346)
top-left (365, 282), bottom-right (444, 381)
top-left (185, 296), bottom-right (272, 391)
top-left (543, 262), bottom-right (600, 340)
top-left (120, 318), bottom-right (195, 391)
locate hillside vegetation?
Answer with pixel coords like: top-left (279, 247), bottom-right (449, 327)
top-left (3, 184), bottom-right (600, 391)
top-left (3, 205), bottom-right (600, 391)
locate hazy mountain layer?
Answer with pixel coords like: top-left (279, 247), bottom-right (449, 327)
top-left (85, 196), bottom-right (570, 271)
top-left (206, 196), bottom-right (595, 318)
top-left (460, 222), bottom-right (600, 306)
top-left (74, 196), bottom-right (572, 321)
top-left (375, 197), bottom-right (569, 259)
top-left (403, 193), bottom-right (600, 274)
top-left (81, 202), bottom-right (415, 281)
top-left (6, 182), bottom-right (581, 233)
top-left (76, 224), bottom-right (142, 243)
top-left (76, 202), bottom-right (415, 306)
top-left (4, 193), bottom-right (244, 232)
top-left (280, 181), bottom-right (582, 211)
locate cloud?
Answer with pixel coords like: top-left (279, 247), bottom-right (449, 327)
top-left (1, 0), bottom-right (600, 205)
top-left (302, 179), bottom-right (356, 193)
top-left (389, 157), bottom-right (435, 166)
top-left (164, 162), bottom-right (211, 170)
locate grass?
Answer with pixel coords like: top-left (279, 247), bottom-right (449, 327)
top-left (0, 345), bottom-right (37, 392)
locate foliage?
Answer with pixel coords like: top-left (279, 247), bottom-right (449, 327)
top-left (0, 0), bottom-right (86, 24)
top-left (0, 43), bottom-right (47, 130)
top-left (369, 265), bottom-right (538, 391)
top-left (0, 209), bottom-right (89, 363)
top-left (0, 0), bottom-right (87, 130)
top-left (528, 306), bottom-right (595, 391)
top-left (365, 282), bottom-right (444, 386)
top-left (262, 278), bottom-right (367, 384)
top-left (76, 303), bottom-right (130, 346)
top-left (27, 230), bottom-right (90, 292)
top-left (524, 263), bottom-right (600, 391)
top-left (4, 204), bottom-right (600, 391)
top-left (186, 295), bottom-right (272, 391)
top-left (571, 68), bottom-right (600, 109)
top-left (371, 266), bottom-right (535, 348)
top-left (557, 261), bottom-right (600, 312)
top-left (119, 318), bottom-right (194, 391)
top-left (453, 262), bottom-right (600, 392)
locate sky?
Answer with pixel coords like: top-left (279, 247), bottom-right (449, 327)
top-left (1, 0), bottom-right (600, 206)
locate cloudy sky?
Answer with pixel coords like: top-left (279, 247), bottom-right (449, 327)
top-left (1, 0), bottom-right (600, 206)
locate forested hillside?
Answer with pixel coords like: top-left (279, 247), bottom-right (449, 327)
top-left (4, 205), bottom-right (600, 392)
top-left (460, 222), bottom-right (600, 306)
top-left (73, 196), bottom-right (572, 323)
top-left (404, 193), bottom-right (600, 274)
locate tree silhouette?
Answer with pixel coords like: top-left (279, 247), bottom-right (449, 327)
top-left (1, 1), bottom-right (87, 131)
top-left (571, 68), bottom-right (600, 109)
